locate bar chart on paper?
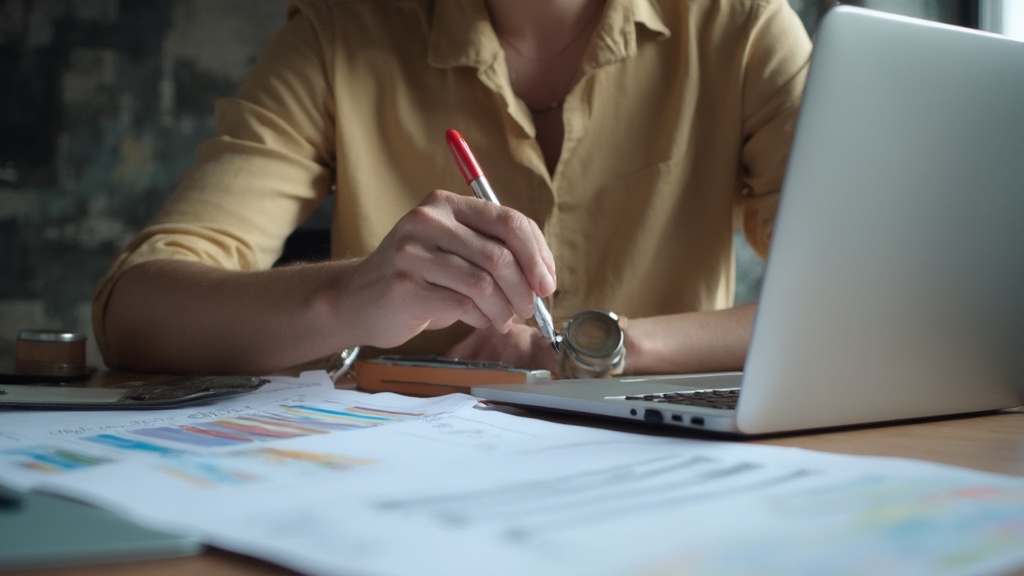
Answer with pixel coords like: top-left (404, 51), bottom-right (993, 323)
top-left (0, 372), bottom-right (562, 492)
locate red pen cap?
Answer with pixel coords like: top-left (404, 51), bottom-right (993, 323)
top-left (445, 129), bottom-right (484, 184)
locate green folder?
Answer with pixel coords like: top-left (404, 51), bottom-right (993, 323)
top-left (0, 485), bottom-right (202, 570)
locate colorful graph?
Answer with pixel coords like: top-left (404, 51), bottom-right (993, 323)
top-left (161, 460), bottom-right (262, 488)
top-left (278, 404), bottom-right (424, 429)
top-left (5, 402), bottom-right (422, 484)
top-left (1, 445), bottom-right (113, 473)
top-left (83, 433), bottom-right (183, 455)
top-left (234, 447), bottom-right (374, 471)
top-left (653, 475), bottom-right (1024, 575)
top-left (78, 404), bottom-right (423, 454)
top-left (160, 447), bottom-right (375, 487)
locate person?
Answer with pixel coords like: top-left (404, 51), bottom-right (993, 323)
top-left (92, 0), bottom-right (812, 377)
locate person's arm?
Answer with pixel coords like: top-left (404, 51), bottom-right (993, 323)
top-left (618, 304), bottom-right (756, 375)
top-left (445, 303), bottom-right (755, 376)
top-left (105, 259), bottom-right (356, 375)
top-left (104, 190), bottom-right (556, 375)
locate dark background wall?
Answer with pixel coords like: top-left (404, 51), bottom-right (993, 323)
top-left (0, 0), bottom-right (973, 370)
top-left (0, 0), bottom-right (288, 367)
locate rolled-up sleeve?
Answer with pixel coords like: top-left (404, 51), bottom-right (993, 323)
top-left (738, 0), bottom-right (812, 258)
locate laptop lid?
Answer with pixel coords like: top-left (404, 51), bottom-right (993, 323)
top-left (474, 6), bottom-right (1024, 435)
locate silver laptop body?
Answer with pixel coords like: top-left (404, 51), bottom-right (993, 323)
top-left (473, 6), bottom-right (1024, 436)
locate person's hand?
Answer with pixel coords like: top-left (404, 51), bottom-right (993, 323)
top-left (343, 189), bottom-right (556, 349)
top-left (445, 323), bottom-right (560, 373)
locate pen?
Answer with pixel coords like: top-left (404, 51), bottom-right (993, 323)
top-left (445, 129), bottom-right (560, 353)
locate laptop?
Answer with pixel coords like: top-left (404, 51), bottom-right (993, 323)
top-left (472, 6), bottom-right (1024, 436)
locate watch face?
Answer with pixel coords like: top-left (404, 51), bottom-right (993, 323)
top-left (559, 309), bottom-right (625, 378)
top-left (564, 310), bottom-right (621, 358)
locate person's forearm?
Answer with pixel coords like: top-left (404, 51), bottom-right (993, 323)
top-left (103, 259), bottom-right (362, 375)
top-left (621, 302), bottom-right (757, 375)
top-left (102, 192), bottom-right (558, 375)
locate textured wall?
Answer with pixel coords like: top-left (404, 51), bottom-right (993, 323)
top-left (0, 0), bottom-right (287, 367)
top-left (0, 0), bottom-right (968, 371)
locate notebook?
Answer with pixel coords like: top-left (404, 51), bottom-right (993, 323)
top-left (0, 485), bottom-right (202, 569)
top-left (472, 6), bottom-right (1024, 436)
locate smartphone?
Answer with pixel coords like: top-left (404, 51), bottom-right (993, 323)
top-left (354, 356), bottom-right (551, 397)
top-left (0, 376), bottom-right (267, 410)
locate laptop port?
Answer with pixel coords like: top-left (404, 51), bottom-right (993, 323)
top-left (690, 416), bottom-right (705, 427)
top-left (643, 409), bottom-right (664, 424)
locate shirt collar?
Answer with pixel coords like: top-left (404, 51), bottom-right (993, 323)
top-left (427, 0), bottom-right (671, 72)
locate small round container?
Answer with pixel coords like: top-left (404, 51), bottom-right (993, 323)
top-left (557, 309), bottom-right (626, 379)
top-left (15, 329), bottom-right (88, 378)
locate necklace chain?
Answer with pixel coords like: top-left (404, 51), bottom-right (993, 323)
top-left (500, 6), bottom-right (603, 114)
top-left (499, 6), bottom-right (602, 63)
top-left (508, 69), bottom-right (564, 114)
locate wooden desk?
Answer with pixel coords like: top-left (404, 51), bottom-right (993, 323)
top-left (754, 407), bottom-right (1024, 477)
top-left (14, 380), bottom-right (1024, 576)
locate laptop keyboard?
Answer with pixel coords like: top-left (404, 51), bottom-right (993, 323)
top-left (621, 388), bottom-right (741, 410)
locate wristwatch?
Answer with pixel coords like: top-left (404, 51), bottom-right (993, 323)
top-left (557, 309), bottom-right (626, 378)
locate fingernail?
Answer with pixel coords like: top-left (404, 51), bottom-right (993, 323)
top-left (539, 270), bottom-right (556, 296)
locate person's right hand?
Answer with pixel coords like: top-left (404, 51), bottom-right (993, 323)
top-left (342, 189), bottom-right (556, 349)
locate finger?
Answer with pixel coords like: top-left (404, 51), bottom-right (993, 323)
top-left (418, 286), bottom-right (492, 332)
top-left (410, 192), bottom-right (537, 320)
top-left (526, 217), bottom-right (556, 296)
top-left (417, 249), bottom-right (516, 331)
top-left (360, 278), bottom-right (491, 350)
top-left (424, 191), bottom-right (551, 315)
top-left (387, 225), bottom-right (514, 330)
top-left (383, 238), bottom-right (495, 332)
top-left (450, 196), bottom-right (556, 297)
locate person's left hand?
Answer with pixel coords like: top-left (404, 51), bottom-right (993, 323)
top-left (445, 323), bottom-right (559, 373)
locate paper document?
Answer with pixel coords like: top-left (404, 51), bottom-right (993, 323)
top-left (0, 371), bottom-right (567, 492)
top-left (2, 371), bottom-right (1023, 576)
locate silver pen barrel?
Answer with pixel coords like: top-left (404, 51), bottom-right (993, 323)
top-left (470, 177), bottom-right (500, 205)
top-left (471, 176), bottom-right (559, 352)
top-left (533, 296), bottom-right (560, 352)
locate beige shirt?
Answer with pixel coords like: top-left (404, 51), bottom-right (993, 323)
top-left (92, 0), bottom-right (812, 359)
